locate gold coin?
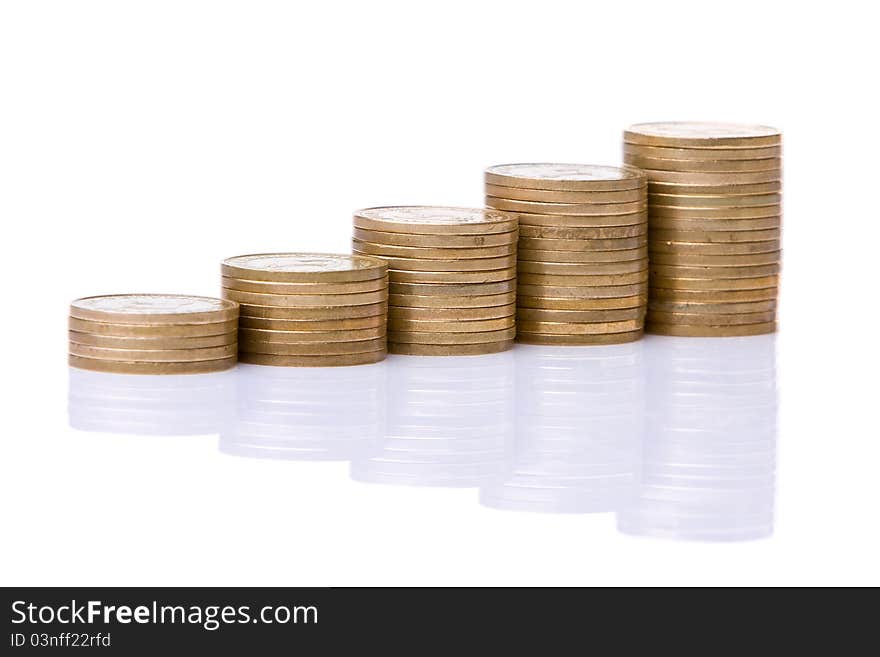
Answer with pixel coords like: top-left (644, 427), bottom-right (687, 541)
top-left (648, 180), bottom-right (782, 195)
top-left (389, 279), bottom-right (516, 296)
top-left (388, 267), bottom-right (517, 284)
top-left (486, 196), bottom-right (646, 216)
top-left (518, 294), bottom-right (647, 310)
top-left (221, 275), bottom-right (387, 295)
top-left (69, 354), bottom-right (237, 374)
top-left (648, 299), bottom-right (777, 314)
top-left (389, 291), bottom-right (516, 308)
top-left (649, 275), bottom-right (779, 291)
top-left (518, 319), bottom-right (642, 335)
top-left (351, 238), bottom-right (517, 259)
top-left (517, 307), bottom-right (645, 323)
top-left (387, 327), bottom-right (516, 345)
top-left (649, 216), bottom-right (781, 231)
top-left (519, 236), bottom-right (647, 252)
top-left (518, 271), bottom-right (648, 286)
top-left (648, 250), bottom-right (781, 267)
top-left (387, 316), bottom-right (514, 333)
top-left (352, 227), bottom-right (517, 248)
top-left (68, 317), bottom-right (238, 338)
top-left (518, 247), bottom-right (647, 263)
top-left (508, 210), bottom-right (647, 227)
top-left (625, 154), bottom-right (781, 173)
top-left (68, 331), bottom-right (236, 350)
top-left (222, 253), bottom-right (387, 283)
top-left (238, 314), bottom-right (386, 331)
top-left (623, 122), bottom-right (782, 148)
top-left (646, 321), bottom-right (777, 337)
top-left (389, 303), bottom-right (515, 321)
top-left (484, 163), bottom-right (646, 191)
top-left (70, 294), bottom-right (238, 325)
top-left (69, 343), bottom-right (238, 362)
top-left (518, 224), bottom-right (646, 240)
top-left (240, 337), bottom-right (386, 356)
top-left (648, 287), bottom-right (777, 302)
top-left (650, 263), bottom-right (780, 279)
top-left (648, 239), bottom-right (781, 255)
top-left (388, 341), bottom-right (513, 356)
top-left (354, 252), bottom-right (518, 272)
top-left (633, 169), bottom-right (781, 185)
top-left (484, 184), bottom-right (644, 203)
top-left (647, 310), bottom-right (776, 325)
top-left (648, 192), bottom-right (781, 207)
top-left (239, 351), bottom-right (386, 367)
top-left (239, 326), bottom-right (386, 344)
top-left (223, 288), bottom-right (388, 307)
top-left (649, 228), bottom-right (780, 243)
top-left (237, 301), bottom-right (386, 320)
top-left (516, 330), bottom-right (643, 345)
top-left (353, 206), bottom-right (517, 235)
top-left (517, 283), bottom-right (648, 299)
top-left (517, 259), bottom-right (647, 275)
top-left (649, 205), bottom-right (781, 219)
top-left (624, 143), bottom-right (781, 160)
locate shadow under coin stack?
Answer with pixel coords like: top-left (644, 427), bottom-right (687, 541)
top-left (484, 164), bottom-right (648, 345)
top-left (623, 122), bottom-right (782, 336)
top-left (221, 253), bottom-right (388, 367)
top-left (352, 207), bottom-right (518, 355)
top-left (68, 294), bottom-right (239, 374)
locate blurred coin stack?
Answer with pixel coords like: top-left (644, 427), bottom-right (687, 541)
top-left (352, 207), bottom-right (518, 355)
top-left (68, 294), bottom-right (239, 374)
top-left (623, 122), bottom-right (782, 336)
top-left (221, 253), bottom-right (388, 367)
top-left (484, 164), bottom-right (648, 345)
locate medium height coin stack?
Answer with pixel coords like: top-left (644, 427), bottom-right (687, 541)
top-left (484, 164), bottom-right (648, 345)
top-left (352, 207), bottom-right (518, 356)
top-left (623, 122), bottom-right (782, 336)
top-left (221, 253), bottom-right (389, 366)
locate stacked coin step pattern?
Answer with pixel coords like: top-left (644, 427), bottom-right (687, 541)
top-left (352, 206), bottom-right (518, 356)
top-left (623, 122), bottom-right (782, 337)
top-left (484, 164), bottom-right (648, 345)
top-left (68, 294), bottom-right (239, 374)
top-left (221, 253), bottom-right (389, 367)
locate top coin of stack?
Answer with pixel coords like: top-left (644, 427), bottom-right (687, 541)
top-left (221, 253), bottom-right (389, 367)
top-left (623, 122), bottom-right (782, 337)
top-left (485, 164), bottom-right (648, 345)
top-left (352, 207), bottom-right (518, 356)
top-left (68, 294), bottom-right (239, 374)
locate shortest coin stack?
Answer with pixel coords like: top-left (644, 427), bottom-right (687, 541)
top-left (68, 294), bottom-right (239, 374)
top-left (221, 253), bottom-right (389, 367)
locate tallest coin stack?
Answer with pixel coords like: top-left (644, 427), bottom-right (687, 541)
top-left (623, 122), bottom-right (782, 336)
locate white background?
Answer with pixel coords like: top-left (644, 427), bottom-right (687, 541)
top-left (1, 0), bottom-right (878, 586)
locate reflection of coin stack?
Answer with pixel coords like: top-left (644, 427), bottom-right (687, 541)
top-left (617, 335), bottom-right (778, 541)
top-left (623, 122), bottom-right (782, 336)
top-left (220, 362), bottom-right (386, 461)
top-left (68, 368), bottom-right (234, 436)
top-left (484, 164), bottom-right (647, 345)
top-left (350, 353), bottom-right (514, 486)
top-left (68, 294), bottom-right (239, 374)
top-left (221, 253), bottom-right (388, 367)
top-left (480, 344), bottom-right (643, 513)
top-left (352, 207), bottom-right (518, 355)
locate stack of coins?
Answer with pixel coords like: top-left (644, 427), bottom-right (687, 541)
top-left (68, 294), bottom-right (239, 374)
top-left (623, 122), bottom-right (782, 336)
top-left (352, 207), bottom-right (518, 355)
top-left (484, 164), bottom-right (648, 345)
top-left (221, 253), bottom-right (389, 367)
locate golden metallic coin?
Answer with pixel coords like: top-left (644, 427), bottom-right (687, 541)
top-left (485, 163), bottom-right (645, 191)
top-left (240, 337), bottom-right (386, 356)
top-left (518, 271), bottom-right (648, 286)
top-left (388, 267), bottom-right (517, 284)
top-left (624, 143), bottom-right (781, 160)
top-left (486, 196), bottom-right (646, 216)
top-left (387, 327), bottom-right (516, 345)
top-left (518, 247), bottom-right (647, 263)
top-left (389, 291), bottom-right (516, 308)
top-left (68, 331), bottom-right (236, 350)
top-left (509, 210), bottom-right (647, 227)
top-left (221, 275), bottom-right (387, 295)
top-left (70, 294), bottom-right (238, 325)
top-left (519, 236), bottom-right (647, 252)
top-left (650, 263), bottom-right (780, 279)
top-left (648, 180), bottom-right (782, 196)
top-left (239, 314), bottom-right (385, 331)
top-left (649, 228), bottom-right (780, 243)
top-left (222, 253), bottom-right (387, 283)
top-left (516, 330), bottom-right (643, 345)
top-left (353, 206), bottom-right (517, 235)
top-left (69, 355), bottom-right (237, 374)
top-left (649, 205), bottom-right (781, 219)
top-left (356, 254), bottom-right (518, 272)
top-left (647, 310), bottom-right (776, 326)
top-left (646, 321), bottom-right (777, 337)
top-left (389, 303), bottom-right (515, 321)
top-left (68, 317), bottom-right (238, 338)
top-left (518, 319), bottom-right (642, 335)
top-left (649, 287), bottom-right (777, 302)
top-left (625, 155), bottom-right (781, 173)
top-left (648, 239), bottom-right (781, 256)
top-left (648, 192), bottom-right (781, 207)
top-left (237, 301), bottom-right (386, 320)
top-left (388, 316), bottom-right (514, 333)
top-left (623, 122), bottom-right (782, 148)
top-left (69, 343), bottom-right (238, 362)
top-left (648, 250), bottom-right (781, 267)
top-left (224, 288), bottom-right (387, 308)
top-left (239, 326), bottom-right (386, 344)
top-left (239, 351), bottom-right (386, 367)
top-left (518, 294), bottom-right (647, 310)
top-left (517, 259), bottom-right (647, 275)
top-left (351, 238), bottom-right (517, 259)
top-left (649, 216), bottom-right (781, 231)
top-left (484, 184), bottom-right (644, 203)
top-left (389, 279), bottom-right (516, 296)
top-left (517, 307), bottom-right (645, 323)
top-left (517, 283), bottom-right (648, 299)
top-left (648, 299), bottom-right (777, 314)
top-left (518, 224), bottom-right (646, 240)
top-left (388, 341), bottom-right (513, 356)
top-left (649, 275), bottom-right (779, 291)
top-left (632, 169), bottom-right (781, 185)
top-left (352, 227), bottom-right (517, 248)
